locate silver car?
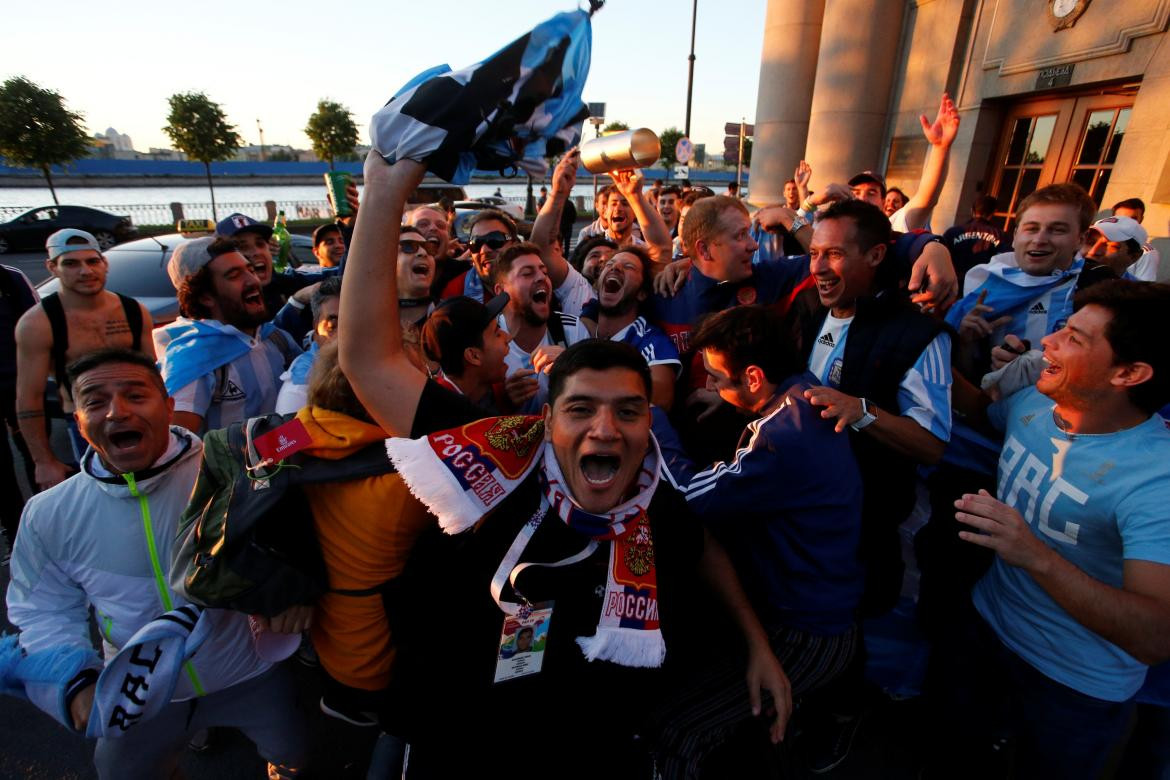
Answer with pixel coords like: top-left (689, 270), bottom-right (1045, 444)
top-left (35, 232), bottom-right (317, 326)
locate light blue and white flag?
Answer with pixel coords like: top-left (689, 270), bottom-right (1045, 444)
top-left (370, 7), bottom-right (597, 184)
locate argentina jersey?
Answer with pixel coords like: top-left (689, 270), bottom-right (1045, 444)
top-left (170, 325), bottom-right (289, 432)
top-left (808, 314), bottom-right (851, 388)
top-left (953, 256), bottom-right (1083, 347)
top-left (809, 315), bottom-right (952, 440)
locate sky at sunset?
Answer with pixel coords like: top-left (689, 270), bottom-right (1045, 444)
top-left (4, 0), bottom-right (766, 155)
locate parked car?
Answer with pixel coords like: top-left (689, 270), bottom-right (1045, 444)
top-left (0, 205), bottom-right (137, 253)
top-left (409, 183), bottom-right (468, 205)
top-left (35, 232), bottom-right (316, 325)
top-left (451, 199), bottom-right (532, 241)
top-left (470, 196), bottom-right (525, 221)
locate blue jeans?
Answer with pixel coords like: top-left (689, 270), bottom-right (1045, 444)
top-left (925, 601), bottom-right (1135, 779)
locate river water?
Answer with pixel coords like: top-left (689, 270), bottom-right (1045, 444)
top-left (0, 182), bottom-right (602, 209)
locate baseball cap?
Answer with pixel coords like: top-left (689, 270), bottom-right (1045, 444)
top-left (1089, 216), bottom-right (1148, 246)
top-left (167, 236), bottom-right (220, 290)
top-left (848, 171), bottom-right (887, 194)
top-left (216, 212), bottom-right (274, 240)
top-left (46, 229), bottom-right (102, 261)
top-left (312, 223), bottom-right (343, 247)
top-left (422, 293), bottom-right (510, 370)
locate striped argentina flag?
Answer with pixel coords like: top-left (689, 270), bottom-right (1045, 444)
top-left (369, 6), bottom-right (598, 184)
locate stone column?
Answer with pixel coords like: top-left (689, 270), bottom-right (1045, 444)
top-left (749, 0), bottom-right (826, 206)
top-left (804, 0), bottom-right (907, 188)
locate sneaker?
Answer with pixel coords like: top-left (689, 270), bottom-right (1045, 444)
top-left (804, 713), bottom-right (864, 775)
top-left (319, 695), bottom-right (378, 728)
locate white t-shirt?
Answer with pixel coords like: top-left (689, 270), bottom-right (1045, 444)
top-left (1128, 245), bottom-right (1161, 282)
top-left (500, 311), bottom-right (590, 411)
top-left (555, 264), bottom-right (595, 318)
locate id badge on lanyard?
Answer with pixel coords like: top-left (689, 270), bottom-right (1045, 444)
top-left (490, 494), bottom-right (597, 683)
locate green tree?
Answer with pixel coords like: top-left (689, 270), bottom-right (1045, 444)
top-left (658, 126), bottom-right (684, 169)
top-left (742, 137), bottom-right (753, 167)
top-left (0, 77), bottom-right (91, 205)
top-left (602, 121), bottom-right (629, 133)
top-left (304, 99), bottom-right (359, 170)
top-left (163, 92), bottom-right (242, 220)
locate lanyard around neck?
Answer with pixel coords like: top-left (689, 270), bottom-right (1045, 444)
top-left (489, 493), bottom-right (598, 616)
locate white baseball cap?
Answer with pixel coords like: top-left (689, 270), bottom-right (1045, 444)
top-left (1089, 216), bottom-right (1148, 246)
top-left (46, 229), bottom-right (102, 261)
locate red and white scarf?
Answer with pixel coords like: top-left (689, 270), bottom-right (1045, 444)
top-left (385, 415), bottom-right (665, 668)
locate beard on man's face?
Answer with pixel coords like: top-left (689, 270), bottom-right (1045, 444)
top-left (598, 294), bottom-right (638, 318)
top-left (520, 302), bottom-right (549, 328)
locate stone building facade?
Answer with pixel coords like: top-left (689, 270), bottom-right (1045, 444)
top-left (751, 0), bottom-right (1170, 268)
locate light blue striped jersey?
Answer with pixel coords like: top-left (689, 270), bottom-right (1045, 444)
top-left (809, 316), bottom-right (952, 441)
top-left (168, 320), bottom-right (293, 433)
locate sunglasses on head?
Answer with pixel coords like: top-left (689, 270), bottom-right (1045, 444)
top-left (469, 231), bottom-right (510, 251)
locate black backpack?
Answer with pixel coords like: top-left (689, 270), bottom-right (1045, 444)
top-left (172, 413), bottom-right (397, 616)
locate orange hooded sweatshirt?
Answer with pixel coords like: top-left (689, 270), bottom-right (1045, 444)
top-left (297, 405), bottom-right (434, 690)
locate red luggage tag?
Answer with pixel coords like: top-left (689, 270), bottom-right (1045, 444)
top-left (253, 418), bottom-right (313, 464)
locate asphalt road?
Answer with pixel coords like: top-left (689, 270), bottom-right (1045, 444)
top-left (2, 252), bottom-right (51, 287)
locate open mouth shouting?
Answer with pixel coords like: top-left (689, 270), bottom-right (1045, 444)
top-left (242, 287), bottom-right (265, 310)
top-left (599, 269), bottom-right (626, 306)
top-left (530, 284), bottom-right (550, 308)
top-left (107, 428), bottom-right (146, 454)
top-left (579, 453), bottom-right (621, 489)
top-left (410, 259), bottom-right (433, 280)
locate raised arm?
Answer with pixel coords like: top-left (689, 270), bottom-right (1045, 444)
top-left (901, 93), bottom-right (960, 231)
top-left (532, 149), bottom-right (579, 287)
top-left (612, 170), bottom-right (672, 266)
top-left (794, 160), bottom-right (813, 210)
top-left (755, 205), bottom-right (813, 253)
top-left (338, 152), bottom-right (428, 436)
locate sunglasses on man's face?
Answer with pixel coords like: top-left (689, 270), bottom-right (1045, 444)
top-left (399, 239), bottom-right (429, 256)
top-left (469, 231), bottom-right (510, 251)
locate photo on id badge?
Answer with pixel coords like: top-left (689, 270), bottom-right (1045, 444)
top-left (494, 603), bottom-right (552, 683)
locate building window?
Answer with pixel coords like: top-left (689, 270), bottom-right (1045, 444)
top-left (993, 114), bottom-right (1057, 231)
top-left (1068, 107), bottom-right (1130, 205)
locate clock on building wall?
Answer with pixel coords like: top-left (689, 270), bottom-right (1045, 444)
top-left (1049, 0), bottom-right (1092, 30)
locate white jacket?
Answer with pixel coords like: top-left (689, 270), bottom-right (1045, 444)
top-left (6, 428), bottom-right (270, 723)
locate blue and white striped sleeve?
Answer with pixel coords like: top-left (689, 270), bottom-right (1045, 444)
top-left (896, 331), bottom-right (952, 441)
top-left (171, 374), bottom-right (214, 419)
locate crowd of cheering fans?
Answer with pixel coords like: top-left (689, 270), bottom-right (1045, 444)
top-left (0, 88), bottom-right (1168, 780)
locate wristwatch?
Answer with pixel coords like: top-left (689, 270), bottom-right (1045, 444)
top-left (850, 398), bottom-right (877, 431)
top-left (789, 213), bottom-right (810, 233)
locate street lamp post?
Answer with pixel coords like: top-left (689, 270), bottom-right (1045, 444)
top-left (684, 0), bottom-right (698, 138)
top-left (256, 119), bottom-right (266, 162)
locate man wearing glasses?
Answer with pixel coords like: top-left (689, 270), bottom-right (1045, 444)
top-left (406, 204), bottom-right (457, 297)
top-left (439, 209), bottom-right (518, 304)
